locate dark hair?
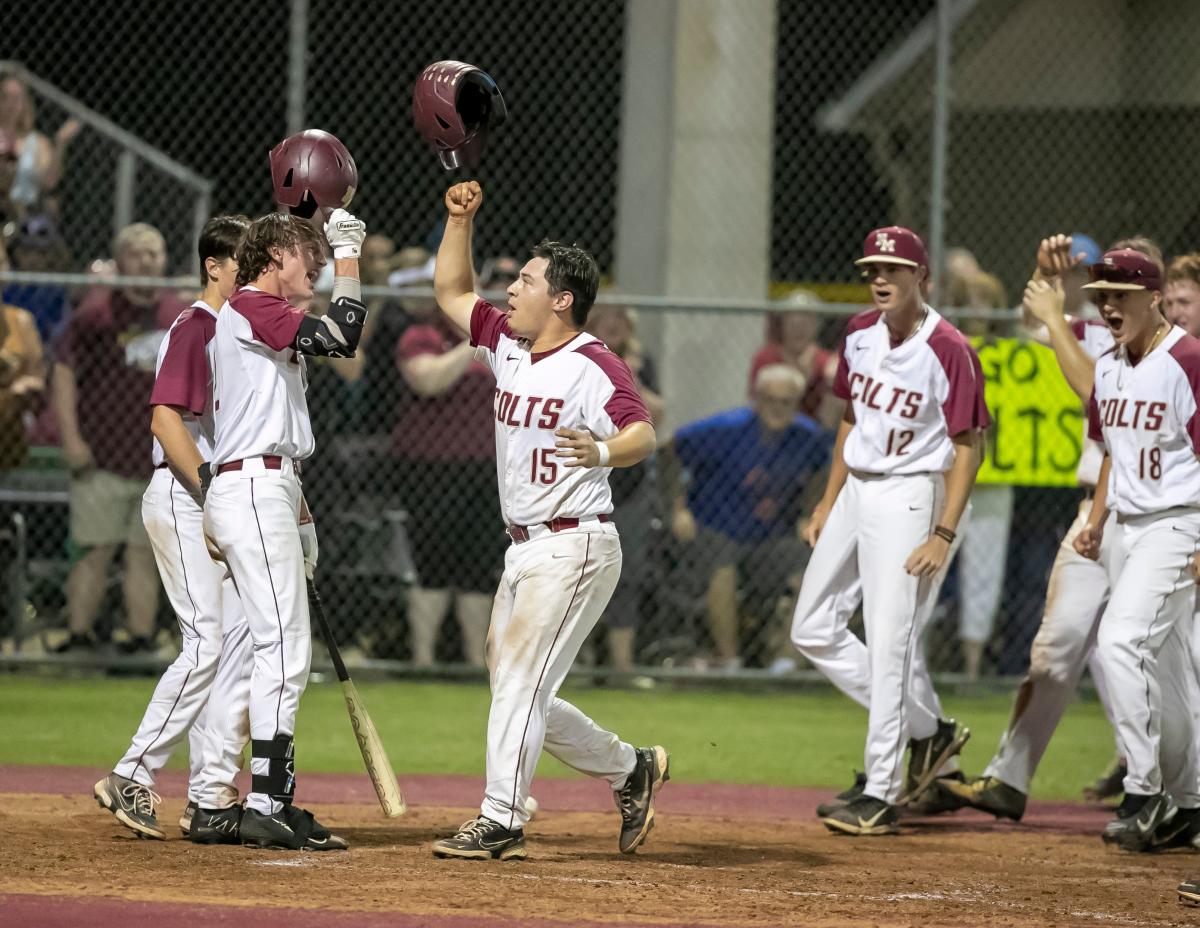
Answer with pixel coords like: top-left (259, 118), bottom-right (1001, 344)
top-left (198, 214), bottom-right (250, 287)
top-left (235, 213), bottom-right (324, 287)
top-left (531, 239), bottom-right (599, 327)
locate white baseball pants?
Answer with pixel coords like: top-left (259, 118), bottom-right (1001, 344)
top-left (204, 458), bottom-right (310, 815)
top-left (114, 469), bottom-right (251, 806)
top-left (790, 471), bottom-right (958, 805)
top-left (985, 500), bottom-right (1118, 793)
top-left (480, 522), bottom-right (637, 831)
top-left (1097, 509), bottom-right (1200, 805)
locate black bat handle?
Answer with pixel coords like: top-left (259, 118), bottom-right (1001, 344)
top-left (307, 578), bottom-right (350, 683)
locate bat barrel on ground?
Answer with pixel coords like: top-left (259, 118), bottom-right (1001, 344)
top-left (308, 578), bottom-right (406, 817)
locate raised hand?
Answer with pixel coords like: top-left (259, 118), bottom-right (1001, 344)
top-left (445, 181), bottom-right (483, 221)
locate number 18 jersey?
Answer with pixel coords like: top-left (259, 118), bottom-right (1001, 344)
top-left (470, 299), bottom-right (651, 527)
top-left (1087, 326), bottom-right (1200, 517)
top-left (833, 306), bottom-right (989, 475)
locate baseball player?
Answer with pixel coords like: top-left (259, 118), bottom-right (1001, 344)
top-left (93, 215), bottom-right (254, 842)
top-left (429, 181), bottom-right (668, 861)
top-left (790, 226), bottom-right (989, 837)
top-left (945, 235), bottom-right (1152, 821)
top-left (1075, 247), bottom-right (1200, 852)
top-left (203, 206), bottom-right (366, 851)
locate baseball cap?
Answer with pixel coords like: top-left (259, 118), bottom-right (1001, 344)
top-left (1081, 248), bottom-right (1162, 292)
top-left (855, 226), bottom-right (928, 269)
top-left (1068, 232), bottom-right (1103, 267)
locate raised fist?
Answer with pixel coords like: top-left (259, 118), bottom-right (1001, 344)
top-left (445, 181), bottom-right (483, 221)
top-left (324, 208), bottom-right (366, 260)
top-left (1023, 277), bottom-right (1066, 327)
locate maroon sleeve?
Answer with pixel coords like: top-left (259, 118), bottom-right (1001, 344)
top-left (149, 311), bottom-right (213, 415)
top-left (1069, 318), bottom-right (1088, 341)
top-left (1168, 337), bottom-right (1200, 454)
top-left (228, 288), bottom-right (304, 352)
top-left (1086, 389), bottom-right (1104, 444)
top-left (396, 325), bottom-right (444, 366)
top-left (930, 323), bottom-right (991, 435)
top-left (575, 341), bottom-right (651, 429)
top-left (469, 298), bottom-right (513, 351)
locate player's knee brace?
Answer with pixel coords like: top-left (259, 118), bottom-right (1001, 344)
top-left (251, 733), bottom-right (296, 803)
top-left (293, 296), bottom-right (367, 357)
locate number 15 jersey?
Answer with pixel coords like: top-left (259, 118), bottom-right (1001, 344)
top-left (1087, 326), bottom-right (1200, 517)
top-left (833, 306), bottom-right (989, 475)
top-left (470, 300), bottom-right (651, 527)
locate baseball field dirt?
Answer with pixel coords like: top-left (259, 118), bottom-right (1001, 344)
top-left (1, 765), bottom-right (1195, 928)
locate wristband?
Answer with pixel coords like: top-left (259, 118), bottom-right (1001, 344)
top-left (933, 525), bottom-right (956, 543)
top-left (596, 442), bottom-right (611, 467)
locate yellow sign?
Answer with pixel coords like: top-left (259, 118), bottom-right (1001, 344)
top-left (971, 337), bottom-right (1085, 487)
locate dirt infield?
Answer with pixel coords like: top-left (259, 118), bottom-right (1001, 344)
top-left (2, 765), bottom-right (1197, 928)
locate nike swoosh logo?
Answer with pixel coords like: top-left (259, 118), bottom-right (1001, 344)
top-left (478, 836), bottom-right (515, 849)
top-left (507, 355), bottom-right (519, 361)
top-left (854, 345), bottom-right (869, 352)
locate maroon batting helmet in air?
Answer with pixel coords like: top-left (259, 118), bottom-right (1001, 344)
top-left (269, 129), bottom-right (358, 219)
top-left (413, 60), bottom-right (507, 170)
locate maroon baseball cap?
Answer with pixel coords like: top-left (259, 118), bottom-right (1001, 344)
top-left (1082, 248), bottom-right (1162, 292)
top-left (855, 226), bottom-right (928, 269)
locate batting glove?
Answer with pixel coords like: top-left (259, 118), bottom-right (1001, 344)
top-left (299, 520), bottom-right (319, 580)
top-left (324, 208), bottom-right (366, 260)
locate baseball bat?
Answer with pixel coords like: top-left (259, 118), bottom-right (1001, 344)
top-left (307, 578), bottom-right (406, 817)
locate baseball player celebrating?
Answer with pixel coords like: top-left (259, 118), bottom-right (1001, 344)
top-left (1074, 248), bottom-right (1200, 852)
top-left (791, 226), bottom-right (989, 836)
top-left (203, 206), bottom-right (366, 851)
top-left (946, 234), bottom-right (1140, 821)
top-left (429, 181), bottom-right (668, 861)
top-left (93, 215), bottom-right (254, 842)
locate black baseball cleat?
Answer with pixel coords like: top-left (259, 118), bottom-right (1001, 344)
top-left (821, 794), bottom-right (900, 836)
top-left (900, 718), bottom-right (970, 805)
top-left (816, 771), bottom-right (867, 818)
top-left (241, 805), bottom-right (348, 851)
top-left (1102, 792), bottom-right (1170, 852)
top-left (188, 804), bottom-right (243, 845)
top-left (93, 773), bottom-right (165, 840)
top-left (1148, 807), bottom-right (1200, 852)
top-left (941, 775), bottom-right (1027, 822)
top-left (1179, 878), bottom-right (1200, 906)
top-left (179, 801), bottom-right (197, 836)
top-left (432, 816), bottom-right (526, 860)
top-left (905, 772), bottom-right (969, 817)
top-left (615, 745), bottom-right (670, 854)
top-left (1083, 758), bottom-right (1127, 803)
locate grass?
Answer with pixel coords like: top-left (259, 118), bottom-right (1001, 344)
top-left (0, 673), bottom-right (1114, 800)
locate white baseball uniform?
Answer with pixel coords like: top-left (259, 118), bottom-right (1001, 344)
top-left (204, 286), bottom-right (314, 816)
top-left (790, 305), bottom-right (989, 805)
top-left (984, 318), bottom-right (1121, 794)
top-left (113, 301), bottom-right (252, 810)
top-left (470, 299), bottom-right (649, 831)
top-left (1089, 326), bottom-right (1200, 804)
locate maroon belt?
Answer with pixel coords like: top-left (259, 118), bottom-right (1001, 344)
top-left (507, 514), bottom-right (610, 544)
top-left (217, 454), bottom-right (283, 476)
top-left (154, 462), bottom-right (169, 470)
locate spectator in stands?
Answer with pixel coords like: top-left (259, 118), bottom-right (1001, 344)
top-left (0, 235), bottom-right (45, 470)
top-left (2, 212), bottom-right (72, 341)
top-left (664, 365), bottom-right (832, 670)
top-left (0, 69), bottom-right (80, 223)
top-left (586, 303), bottom-right (663, 672)
top-left (1165, 253), bottom-right (1200, 337)
top-left (749, 289), bottom-right (840, 428)
top-left (393, 259), bottom-right (503, 667)
top-left (50, 222), bottom-right (184, 653)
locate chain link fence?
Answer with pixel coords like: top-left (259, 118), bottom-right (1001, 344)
top-left (0, 0), bottom-right (1194, 681)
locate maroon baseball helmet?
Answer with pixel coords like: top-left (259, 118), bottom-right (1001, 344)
top-left (412, 60), bottom-right (507, 171)
top-left (269, 129), bottom-right (358, 219)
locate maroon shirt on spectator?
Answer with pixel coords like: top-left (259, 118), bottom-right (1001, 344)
top-left (55, 287), bottom-right (186, 478)
top-left (393, 319), bottom-right (496, 462)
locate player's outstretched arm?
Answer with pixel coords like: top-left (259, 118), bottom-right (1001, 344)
top-left (151, 404), bottom-right (205, 499)
top-left (555, 421), bottom-right (655, 469)
top-left (905, 428), bottom-right (981, 577)
top-left (1024, 276), bottom-right (1096, 401)
top-left (1074, 454), bottom-right (1110, 561)
top-left (435, 181), bottom-right (484, 333)
top-left (294, 209), bottom-right (369, 358)
top-left (804, 404), bottom-right (854, 547)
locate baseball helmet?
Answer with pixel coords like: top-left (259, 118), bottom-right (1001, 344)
top-left (269, 129), bottom-right (358, 219)
top-left (412, 60), bottom-right (507, 171)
